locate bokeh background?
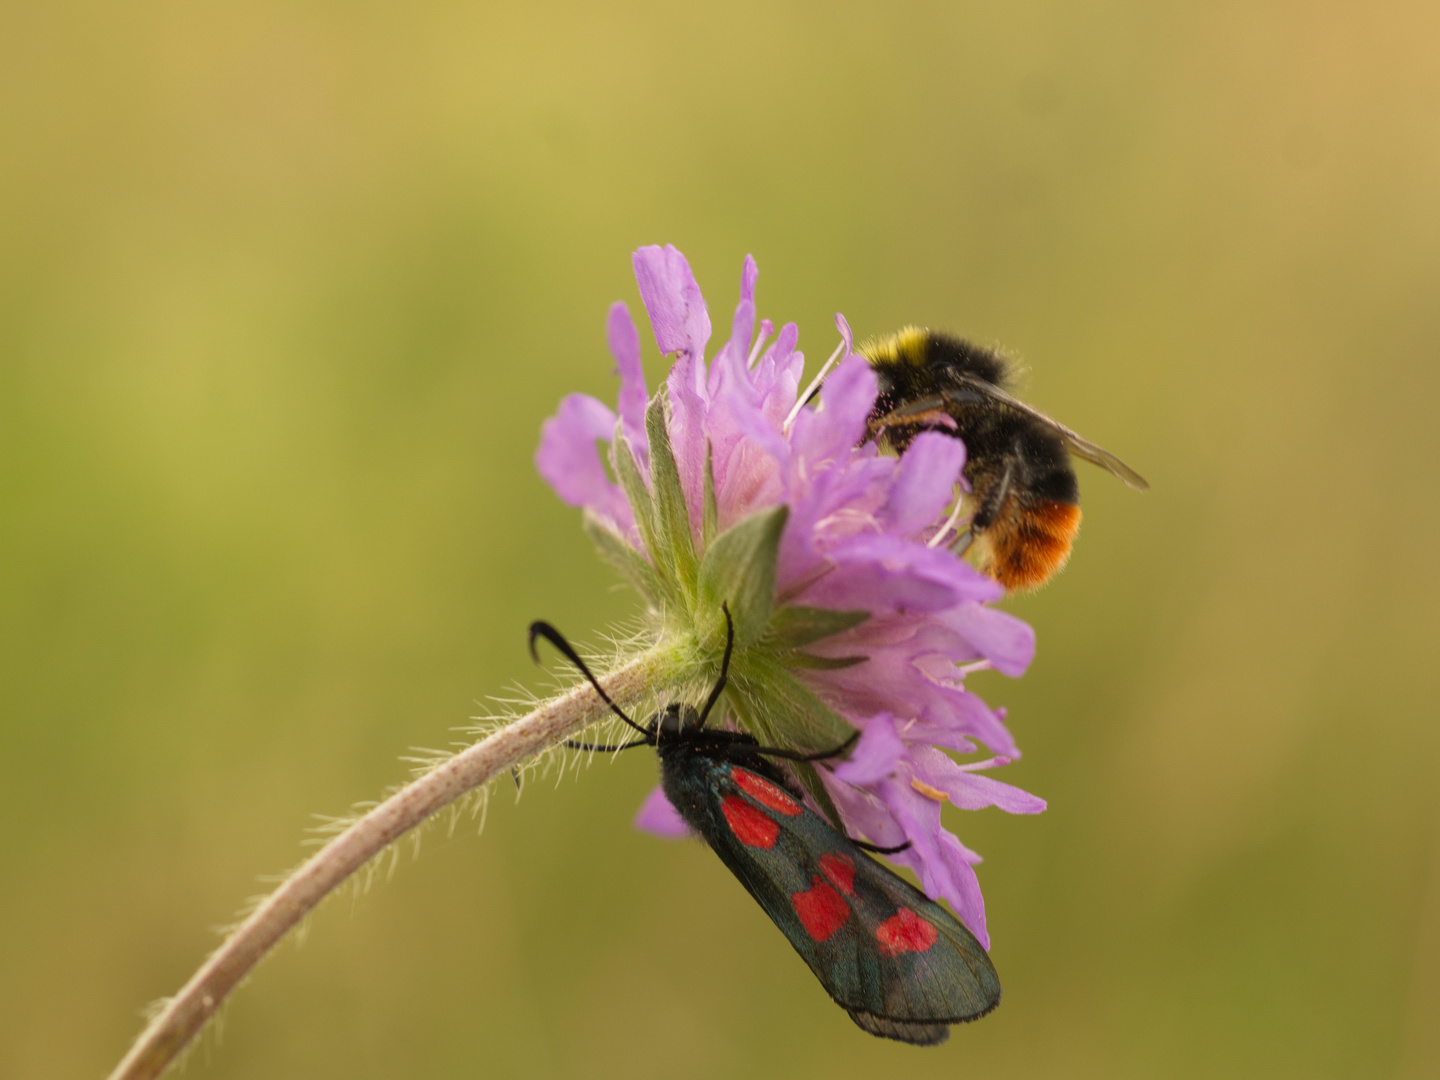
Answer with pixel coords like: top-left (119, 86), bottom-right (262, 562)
top-left (3, 2), bottom-right (1438, 1077)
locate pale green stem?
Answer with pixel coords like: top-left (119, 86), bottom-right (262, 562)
top-left (105, 648), bottom-right (671, 1080)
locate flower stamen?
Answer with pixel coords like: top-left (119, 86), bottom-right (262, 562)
top-left (784, 337), bottom-right (847, 432)
top-left (911, 778), bottom-right (951, 803)
top-left (927, 489), bottom-right (972, 549)
top-left (746, 326), bottom-right (772, 369)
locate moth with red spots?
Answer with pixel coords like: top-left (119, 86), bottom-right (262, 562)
top-left (528, 611), bottom-right (1001, 1045)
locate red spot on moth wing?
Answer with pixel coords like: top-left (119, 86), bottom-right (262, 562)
top-left (876, 908), bottom-right (939, 957)
top-left (721, 795), bottom-right (779, 849)
top-left (731, 768), bottom-right (802, 815)
top-left (792, 877), bottom-right (851, 942)
top-left (818, 852), bottom-right (856, 896)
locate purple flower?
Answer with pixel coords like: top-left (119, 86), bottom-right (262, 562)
top-left (536, 244), bottom-right (1045, 948)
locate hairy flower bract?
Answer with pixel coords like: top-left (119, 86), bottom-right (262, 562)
top-left (536, 245), bottom-right (1045, 948)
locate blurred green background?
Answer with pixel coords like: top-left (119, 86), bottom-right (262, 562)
top-left (3, 2), bottom-right (1438, 1077)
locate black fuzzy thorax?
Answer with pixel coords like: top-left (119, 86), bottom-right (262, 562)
top-left (863, 329), bottom-right (1080, 515)
top-left (866, 330), bottom-right (1013, 406)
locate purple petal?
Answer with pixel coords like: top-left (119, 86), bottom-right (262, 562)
top-left (880, 781), bottom-right (991, 945)
top-left (802, 648), bottom-right (1019, 758)
top-left (634, 784), bottom-right (693, 838)
top-left (835, 312), bottom-right (854, 358)
top-left (940, 603), bottom-right (1036, 677)
top-left (711, 434), bottom-right (789, 529)
top-left (789, 356), bottom-right (877, 466)
top-left (891, 715), bottom-right (978, 755)
top-left (775, 455), bottom-right (895, 588)
top-left (756, 321), bottom-right (800, 386)
top-left (710, 416), bottom-right (788, 525)
top-left (633, 245), bottom-right (711, 362)
top-left (608, 302), bottom-right (649, 464)
top-left (712, 299), bottom-right (755, 396)
top-left (846, 666), bottom-right (987, 769)
top-left (881, 432), bottom-right (966, 536)
top-left (708, 260), bottom-right (759, 402)
top-left (889, 829), bottom-right (987, 946)
top-left (832, 714), bottom-right (905, 785)
top-left (740, 253), bottom-right (758, 305)
top-left (803, 534), bottom-right (996, 613)
top-left (935, 832), bottom-right (989, 947)
top-left (910, 746), bottom-right (1047, 814)
top-left (535, 394), bottom-right (633, 532)
top-left (824, 774), bottom-right (908, 849)
top-left (924, 683), bottom-right (1021, 759)
top-left (767, 321), bottom-right (798, 365)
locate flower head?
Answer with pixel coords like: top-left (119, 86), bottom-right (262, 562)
top-left (536, 245), bottom-right (1044, 948)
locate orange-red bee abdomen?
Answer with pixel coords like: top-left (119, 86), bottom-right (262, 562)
top-left (975, 500), bottom-right (1082, 592)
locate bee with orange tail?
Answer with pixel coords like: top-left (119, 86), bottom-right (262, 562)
top-left (860, 327), bottom-right (1148, 592)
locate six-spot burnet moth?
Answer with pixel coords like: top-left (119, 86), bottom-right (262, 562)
top-left (528, 606), bottom-right (1001, 1046)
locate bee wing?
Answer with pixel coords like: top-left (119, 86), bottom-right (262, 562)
top-left (1052, 435), bottom-right (1150, 491)
top-left (874, 381), bottom-right (1149, 492)
top-left (943, 377), bottom-right (1150, 490)
top-left (689, 761), bottom-right (1000, 1043)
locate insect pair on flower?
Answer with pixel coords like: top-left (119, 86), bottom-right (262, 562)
top-left (534, 244), bottom-right (1142, 1042)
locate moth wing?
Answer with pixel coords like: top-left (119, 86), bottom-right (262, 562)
top-left (837, 846), bottom-right (1001, 1039)
top-left (942, 377), bottom-right (1150, 491)
top-left (697, 763), bottom-right (999, 1044)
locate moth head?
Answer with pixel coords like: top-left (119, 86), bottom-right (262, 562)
top-left (657, 703), bottom-right (703, 740)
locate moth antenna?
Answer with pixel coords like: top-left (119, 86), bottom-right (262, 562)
top-left (750, 730), bottom-right (860, 762)
top-left (852, 838), bottom-right (912, 855)
top-left (695, 603), bottom-right (735, 728)
top-left (527, 621), bottom-right (651, 738)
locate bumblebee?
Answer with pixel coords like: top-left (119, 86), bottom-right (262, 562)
top-left (859, 327), bottom-right (1148, 592)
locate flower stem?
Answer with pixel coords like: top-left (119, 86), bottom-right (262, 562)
top-left (106, 647), bottom-right (670, 1080)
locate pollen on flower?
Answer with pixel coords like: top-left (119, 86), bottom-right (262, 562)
top-left (910, 778), bottom-right (951, 803)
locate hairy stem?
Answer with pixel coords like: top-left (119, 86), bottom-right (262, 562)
top-left (106, 648), bottom-right (669, 1080)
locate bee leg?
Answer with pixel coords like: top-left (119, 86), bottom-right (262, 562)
top-left (970, 458), bottom-right (1015, 534)
top-left (867, 396), bottom-right (957, 443)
